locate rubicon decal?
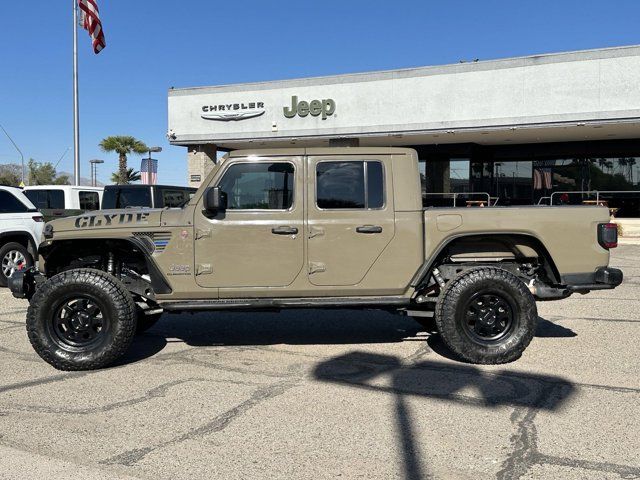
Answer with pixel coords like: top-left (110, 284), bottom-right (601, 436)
top-left (75, 212), bottom-right (150, 228)
top-left (201, 102), bottom-right (265, 121)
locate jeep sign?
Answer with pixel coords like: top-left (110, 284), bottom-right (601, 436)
top-left (283, 96), bottom-right (336, 120)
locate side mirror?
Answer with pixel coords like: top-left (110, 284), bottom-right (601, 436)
top-left (203, 186), bottom-right (227, 214)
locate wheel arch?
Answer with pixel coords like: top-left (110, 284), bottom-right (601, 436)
top-left (40, 237), bottom-right (172, 294)
top-left (411, 232), bottom-right (562, 287)
top-left (0, 231), bottom-right (38, 257)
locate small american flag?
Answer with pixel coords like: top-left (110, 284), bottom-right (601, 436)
top-left (141, 158), bottom-right (158, 185)
top-left (78, 0), bottom-right (106, 54)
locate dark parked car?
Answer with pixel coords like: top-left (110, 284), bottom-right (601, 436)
top-left (101, 184), bottom-right (197, 209)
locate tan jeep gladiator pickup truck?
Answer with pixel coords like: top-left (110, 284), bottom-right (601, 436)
top-left (10, 147), bottom-right (623, 370)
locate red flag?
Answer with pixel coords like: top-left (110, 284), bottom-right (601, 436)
top-left (78, 0), bottom-right (106, 54)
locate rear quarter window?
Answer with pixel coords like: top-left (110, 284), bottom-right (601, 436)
top-left (79, 191), bottom-right (100, 210)
top-left (24, 189), bottom-right (65, 209)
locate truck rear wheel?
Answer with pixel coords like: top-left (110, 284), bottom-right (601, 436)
top-left (435, 267), bottom-right (537, 364)
top-left (26, 269), bottom-right (137, 371)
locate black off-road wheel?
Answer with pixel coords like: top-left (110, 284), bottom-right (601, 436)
top-left (0, 242), bottom-right (33, 287)
top-left (26, 269), bottom-right (137, 371)
top-left (435, 267), bottom-right (537, 364)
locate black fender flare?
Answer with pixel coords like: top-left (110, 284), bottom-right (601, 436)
top-left (39, 237), bottom-right (172, 295)
top-left (410, 232), bottom-right (562, 288)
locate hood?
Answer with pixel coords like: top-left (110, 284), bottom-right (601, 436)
top-left (47, 208), bottom-right (164, 232)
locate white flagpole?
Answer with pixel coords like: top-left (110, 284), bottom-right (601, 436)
top-left (73, 0), bottom-right (80, 186)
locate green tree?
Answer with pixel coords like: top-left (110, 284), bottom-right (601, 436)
top-left (0, 163), bottom-right (22, 186)
top-left (99, 136), bottom-right (148, 183)
top-left (110, 167), bottom-right (141, 184)
top-left (27, 159), bottom-right (70, 185)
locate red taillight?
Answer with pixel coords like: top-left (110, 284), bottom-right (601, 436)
top-left (598, 223), bottom-right (618, 249)
top-left (32, 216), bottom-right (44, 223)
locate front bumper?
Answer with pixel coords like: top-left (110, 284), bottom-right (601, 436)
top-left (8, 267), bottom-right (43, 300)
top-left (566, 267), bottom-right (623, 292)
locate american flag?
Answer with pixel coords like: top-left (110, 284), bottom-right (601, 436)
top-left (533, 160), bottom-right (554, 190)
top-left (78, 0), bottom-right (106, 54)
top-left (141, 158), bottom-right (158, 185)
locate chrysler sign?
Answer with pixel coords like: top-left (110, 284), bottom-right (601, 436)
top-left (201, 102), bottom-right (265, 121)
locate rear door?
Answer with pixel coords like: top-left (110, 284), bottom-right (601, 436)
top-left (193, 156), bottom-right (304, 289)
top-left (306, 155), bottom-right (395, 286)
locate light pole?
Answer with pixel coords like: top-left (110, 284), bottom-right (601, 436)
top-left (0, 123), bottom-right (25, 186)
top-left (89, 159), bottom-right (104, 187)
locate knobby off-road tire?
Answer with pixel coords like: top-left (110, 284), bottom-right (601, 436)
top-left (26, 268), bottom-right (137, 371)
top-left (435, 267), bottom-right (537, 364)
top-left (0, 242), bottom-right (33, 287)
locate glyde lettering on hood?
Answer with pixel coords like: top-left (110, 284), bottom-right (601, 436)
top-left (75, 212), bottom-right (150, 228)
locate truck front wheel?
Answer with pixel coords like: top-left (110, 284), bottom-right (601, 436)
top-left (26, 269), bottom-right (137, 370)
top-left (435, 267), bottom-right (537, 364)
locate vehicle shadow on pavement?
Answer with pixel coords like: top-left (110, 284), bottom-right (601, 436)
top-left (161, 309), bottom-right (424, 344)
top-left (114, 309), bottom-right (424, 366)
top-left (117, 312), bottom-right (577, 367)
top-left (114, 334), bottom-right (168, 367)
top-left (312, 351), bottom-right (575, 480)
top-left (535, 317), bottom-right (577, 338)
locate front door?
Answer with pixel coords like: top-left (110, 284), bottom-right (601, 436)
top-left (194, 156), bottom-right (304, 289)
top-left (306, 155), bottom-right (395, 286)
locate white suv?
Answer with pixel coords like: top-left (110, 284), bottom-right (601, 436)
top-left (0, 186), bottom-right (44, 287)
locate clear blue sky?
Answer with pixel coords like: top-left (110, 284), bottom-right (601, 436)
top-left (1, 0), bottom-right (639, 186)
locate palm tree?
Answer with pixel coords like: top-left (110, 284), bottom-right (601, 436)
top-left (110, 167), bottom-right (141, 184)
top-left (99, 136), bottom-right (148, 183)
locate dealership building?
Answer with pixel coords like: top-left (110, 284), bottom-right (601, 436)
top-left (168, 44), bottom-right (640, 222)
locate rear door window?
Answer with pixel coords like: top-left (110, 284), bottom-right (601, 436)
top-left (316, 161), bottom-right (384, 209)
top-left (0, 191), bottom-right (29, 213)
top-left (102, 187), bottom-right (152, 209)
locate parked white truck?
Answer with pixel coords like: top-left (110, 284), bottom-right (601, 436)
top-left (0, 186), bottom-right (44, 286)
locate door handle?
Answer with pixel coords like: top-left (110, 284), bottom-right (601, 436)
top-left (272, 226), bottom-right (298, 235)
top-left (356, 225), bottom-right (383, 234)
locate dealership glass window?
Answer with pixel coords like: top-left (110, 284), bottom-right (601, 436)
top-left (542, 157), bottom-right (640, 217)
top-left (218, 162), bottom-right (294, 210)
top-left (0, 191), bottom-right (29, 213)
top-left (492, 161), bottom-right (533, 205)
top-left (79, 191), bottom-right (99, 210)
top-left (24, 189), bottom-right (65, 209)
top-left (419, 158), bottom-right (470, 206)
top-left (316, 161), bottom-right (384, 209)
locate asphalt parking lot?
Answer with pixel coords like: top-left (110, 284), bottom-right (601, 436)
top-left (0, 246), bottom-right (638, 480)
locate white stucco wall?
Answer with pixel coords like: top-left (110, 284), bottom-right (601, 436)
top-left (168, 45), bottom-right (640, 146)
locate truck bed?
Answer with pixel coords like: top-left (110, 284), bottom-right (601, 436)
top-left (422, 205), bottom-right (611, 283)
